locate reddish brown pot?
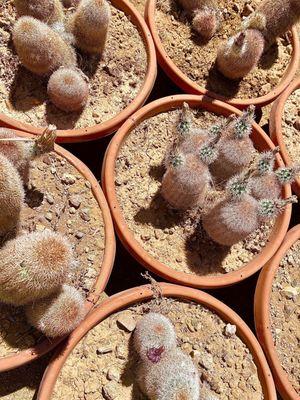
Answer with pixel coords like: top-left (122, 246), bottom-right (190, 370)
top-left (37, 283), bottom-right (277, 399)
top-left (0, 128), bottom-right (116, 372)
top-left (255, 225), bottom-right (300, 400)
top-left (102, 94), bottom-right (292, 289)
top-left (270, 78), bottom-right (300, 197)
top-left (0, 0), bottom-right (157, 143)
top-left (144, 0), bottom-right (299, 109)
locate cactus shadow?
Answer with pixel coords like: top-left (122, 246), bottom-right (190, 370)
top-left (259, 43), bottom-right (279, 70)
top-left (205, 63), bottom-right (241, 100)
top-left (44, 101), bottom-right (83, 130)
top-left (25, 187), bottom-right (44, 209)
top-left (77, 51), bottom-right (101, 79)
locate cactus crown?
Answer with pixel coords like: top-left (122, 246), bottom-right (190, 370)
top-left (177, 102), bottom-right (192, 135)
top-left (258, 196), bottom-right (298, 218)
top-left (257, 147), bottom-right (279, 174)
top-left (209, 123), bottom-right (222, 137)
top-left (226, 173), bottom-right (250, 198)
top-left (233, 106), bottom-right (255, 139)
top-left (170, 153), bottom-right (185, 168)
top-left (198, 143), bottom-right (218, 165)
top-left (275, 165), bottom-right (300, 184)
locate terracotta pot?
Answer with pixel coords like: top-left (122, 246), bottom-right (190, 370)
top-left (0, 0), bottom-right (157, 143)
top-left (0, 128), bottom-right (116, 372)
top-left (37, 282), bottom-right (277, 399)
top-left (144, 0), bottom-right (299, 109)
top-left (270, 78), bottom-right (300, 197)
top-left (102, 94), bottom-right (292, 289)
top-left (255, 225), bottom-right (300, 400)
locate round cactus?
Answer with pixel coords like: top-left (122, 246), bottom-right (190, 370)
top-left (69, 0), bottom-right (111, 55)
top-left (134, 313), bottom-right (177, 363)
top-left (0, 154), bottom-right (24, 238)
top-left (192, 7), bottom-right (219, 39)
top-left (13, 16), bottom-right (77, 75)
top-left (25, 285), bottom-right (86, 337)
top-left (217, 29), bottom-right (265, 80)
top-left (48, 68), bottom-right (89, 112)
top-left (14, 0), bottom-right (64, 25)
top-left (137, 348), bottom-right (200, 400)
top-left (0, 230), bottom-right (75, 306)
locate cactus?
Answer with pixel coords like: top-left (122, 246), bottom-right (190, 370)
top-left (69, 0), bottom-right (111, 55)
top-left (217, 29), bottom-right (265, 80)
top-left (258, 196), bottom-right (297, 222)
top-left (210, 107), bottom-right (256, 181)
top-left (0, 126), bottom-right (56, 184)
top-left (161, 152), bottom-right (211, 210)
top-left (48, 68), bottom-right (89, 112)
top-left (192, 7), bottom-right (219, 39)
top-left (177, 102), bottom-right (193, 136)
top-left (14, 0), bottom-right (64, 25)
top-left (13, 16), bottom-right (77, 76)
top-left (25, 285), bottom-right (85, 337)
top-left (243, 0), bottom-right (300, 48)
top-left (0, 230), bottom-right (75, 306)
top-left (137, 348), bottom-right (200, 400)
top-left (134, 313), bottom-right (177, 363)
top-left (0, 154), bottom-right (24, 238)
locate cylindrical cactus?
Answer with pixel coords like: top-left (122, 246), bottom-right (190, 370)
top-left (243, 0), bottom-right (300, 48)
top-left (48, 68), bottom-right (89, 112)
top-left (137, 348), bottom-right (200, 400)
top-left (13, 16), bottom-right (77, 76)
top-left (161, 152), bottom-right (211, 210)
top-left (134, 313), bottom-right (177, 363)
top-left (0, 230), bottom-right (75, 306)
top-left (69, 0), bottom-right (111, 55)
top-left (14, 0), bottom-right (64, 25)
top-left (258, 196), bottom-right (298, 223)
top-left (0, 154), bottom-right (24, 238)
top-left (25, 285), bottom-right (85, 337)
top-left (217, 29), bottom-right (265, 80)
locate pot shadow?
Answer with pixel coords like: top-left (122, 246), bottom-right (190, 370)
top-left (205, 62), bottom-right (241, 100)
top-left (25, 187), bottom-right (44, 209)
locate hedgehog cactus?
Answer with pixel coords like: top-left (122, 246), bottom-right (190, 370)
top-left (161, 152), bottom-right (211, 210)
top-left (70, 0), bottom-right (111, 55)
top-left (48, 68), bottom-right (89, 112)
top-left (134, 313), bottom-right (177, 363)
top-left (13, 16), bottom-right (77, 75)
top-left (14, 0), bottom-right (64, 25)
top-left (217, 29), bottom-right (265, 80)
top-left (0, 154), bottom-right (24, 238)
top-left (243, 0), bottom-right (300, 48)
top-left (258, 196), bottom-right (298, 222)
top-left (0, 230), bottom-right (75, 306)
top-left (177, 102), bottom-right (193, 136)
top-left (25, 285), bottom-right (85, 337)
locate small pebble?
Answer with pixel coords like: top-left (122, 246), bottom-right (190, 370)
top-left (117, 314), bottom-right (136, 332)
top-left (69, 195), bottom-right (81, 209)
top-left (61, 173), bottom-right (76, 185)
top-left (75, 231), bottom-right (84, 239)
top-left (224, 323), bottom-right (237, 337)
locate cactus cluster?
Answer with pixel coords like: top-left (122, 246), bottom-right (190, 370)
top-left (161, 103), bottom-right (298, 246)
top-left (134, 313), bottom-right (200, 399)
top-left (0, 127), bottom-right (85, 337)
top-left (217, 0), bottom-right (300, 80)
top-left (11, 0), bottom-right (112, 112)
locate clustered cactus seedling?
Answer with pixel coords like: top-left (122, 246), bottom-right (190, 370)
top-left (0, 128), bottom-right (86, 337)
top-left (14, 0), bottom-right (64, 25)
top-left (161, 103), bottom-right (298, 246)
top-left (134, 313), bottom-right (200, 399)
top-left (217, 0), bottom-right (300, 79)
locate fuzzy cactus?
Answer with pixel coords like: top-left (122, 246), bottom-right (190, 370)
top-left (48, 68), bottom-right (89, 112)
top-left (177, 102), bottom-right (193, 136)
top-left (258, 196), bottom-right (297, 222)
top-left (69, 0), bottom-right (111, 55)
top-left (243, 0), bottom-right (300, 48)
top-left (217, 29), bottom-right (265, 80)
top-left (161, 152), bottom-right (211, 210)
top-left (25, 285), bottom-right (85, 337)
top-left (137, 348), bottom-right (200, 400)
top-left (210, 107), bottom-right (256, 181)
top-left (0, 126), bottom-right (56, 184)
top-left (14, 0), bottom-right (64, 25)
top-left (0, 230), bottom-right (75, 306)
top-left (134, 313), bottom-right (177, 363)
top-left (13, 16), bottom-right (77, 76)
top-left (0, 154), bottom-right (24, 238)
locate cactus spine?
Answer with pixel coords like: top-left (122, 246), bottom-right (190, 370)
top-left (14, 0), bottom-right (64, 25)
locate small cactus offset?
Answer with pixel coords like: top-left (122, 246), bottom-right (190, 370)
top-left (258, 196), bottom-right (298, 222)
top-left (47, 68), bottom-right (89, 112)
top-left (0, 230), bottom-right (75, 306)
top-left (217, 29), bottom-right (265, 80)
top-left (13, 16), bottom-right (77, 76)
top-left (25, 285), bottom-right (86, 337)
top-left (69, 0), bottom-right (111, 55)
top-left (14, 0), bottom-right (64, 25)
top-left (0, 154), bottom-right (24, 237)
top-left (134, 313), bottom-right (177, 363)
top-left (177, 102), bottom-right (193, 136)
top-left (275, 165), bottom-right (300, 185)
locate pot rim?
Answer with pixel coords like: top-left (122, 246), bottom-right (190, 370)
top-left (269, 78), bottom-right (300, 197)
top-left (0, 0), bottom-right (157, 143)
top-left (0, 128), bottom-right (116, 372)
top-left (37, 282), bottom-right (277, 399)
top-left (102, 94), bottom-right (292, 289)
top-left (144, 0), bottom-right (299, 109)
top-left (254, 225), bottom-right (300, 400)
